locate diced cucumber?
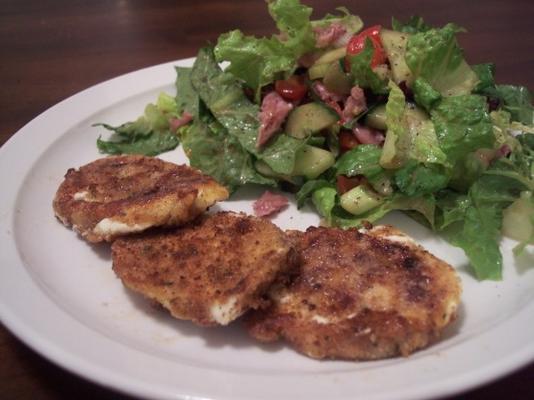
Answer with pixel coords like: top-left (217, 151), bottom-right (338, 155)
top-left (323, 61), bottom-right (352, 95)
top-left (309, 62), bottom-right (332, 80)
top-left (372, 64), bottom-right (391, 81)
top-left (339, 185), bottom-right (385, 215)
top-left (285, 102), bottom-right (339, 139)
top-left (502, 192), bottom-right (534, 243)
top-left (308, 47), bottom-right (347, 79)
top-left (292, 145), bottom-right (335, 179)
top-left (314, 47), bottom-right (347, 66)
top-left (380, 29), bottom-right (413, 85)
top-left (365, 104), bottom-right (387, 130)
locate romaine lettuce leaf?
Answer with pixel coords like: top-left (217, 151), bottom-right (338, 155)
top-left (435, 190), bottom-right (470, 229)
top-left (191, 47), bottom-right (304, 174)
top-left (394, 160), bottom-right (449, 196)
top-left (347, 38), bottom-right (388, 93)
top-left (182, 118), bottom-right (275, 193)
top-left (335, 144), bottom-right (383, 178)
top-left (412, 77), bottom-right (441, 111)
top-left (268, 0), bottom-right (315, 54)
top-left (391, 16), bottom-right (432, 34)
top-left (472, 63), bottom-right (496, 93)
top-left (214, 32), bottom-right (295, 98)
top-left (312, 186), bottom-right (337, 223)
top-left (295, 179), bottom-right (334, 208)
top-left (431, 94), bottom-right (495, 164)
top-left (380, 81), bottom-right (407, 168)
top-left (95, 93), bottom-right (180, 156)
top-left (311, 7), bottom-right (363, 36)
top-left (175, 67), bottom-right (199, 118)
top-left (492, 85), bottom-right (534, 125)
top-left (381, 82), bottom-right (447, 168)
top-left (405, 24), bottom-right (479, 96)
top-left (334, 144), bottom-right (391, 192)
top-left (214, 0), bottom-right (315, 97)
top-left (446, 204), bottom-right (503, 280)
top-left (96, 122), bottom-right (179, 156)
top-left (439, 153), bottom-right (533, 280)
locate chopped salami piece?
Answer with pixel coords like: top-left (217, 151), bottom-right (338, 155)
top-left (312, 81), bottom-right (344, 115)
top-left (353, 125), bottom-right (385, 145)
top-left (313, 23), bottom-right (347, 48)
top-left (497, 144), bottom-right (511, 158)
top-left (169, 112), bottom-right (193, 131)
top-left (257, 92), bottom-right (294, 148)
top-left (341, 86), bottom-right (367, 122)
top-left (253, 191), bottom-right (289, 217)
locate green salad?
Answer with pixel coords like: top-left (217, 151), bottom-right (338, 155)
top-left (95, 0), bottom-right (534, 281)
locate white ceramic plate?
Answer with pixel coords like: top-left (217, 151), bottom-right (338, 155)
top-left (1, 58), bottom-right (534, 400)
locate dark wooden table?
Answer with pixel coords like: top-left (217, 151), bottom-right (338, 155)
top-left (1, 1), bottom-right (533, 399)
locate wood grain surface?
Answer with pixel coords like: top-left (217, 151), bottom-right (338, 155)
top-left (1, 1), bottom-right (533, 399)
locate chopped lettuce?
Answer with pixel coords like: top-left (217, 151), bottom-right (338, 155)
top-left (312, 186), bottom-right (337, 223)
top-left (311, 7), bottom-right (363, 35)
top-left (391, 15), bottom-right (432, 34)
top-left (431, 94), bottom-right (495, 164)
top-left (472, 63), bottom-right (496, 93)
top-left (491, 85), bottom-right (534, 125)
top-left (412, 77), bottom-right (441, 111)
top-left (296, 179), bottom-right (333, 208)
top-left (93, 0), bottom-right (534, 282)
top-left (394, 160), bottom-right (449, 197)
top-left (182, 118), bottom-right (275, 193)
top-left (214, 32), bottom-right (295, 98)
top-left (214, 0), bottom-right (315, 97)
top-left (175, 67), bottom-right (199, 118)
top-left (268, 0), bottom-right (315, 54)
top-left (381, 82), bottom-right (447, 168)
top-left (347, 38), bottom-right (388, 93)
top-left (191, 47), bottom-right (304, 174)
top-left (380, 81), bottom-right (408, 168)
top-left (405, 23), bottom-right (479, 96)
top-left (335, 144), bottom-right (383, 178)
top-left (95, 93), bottom-right (180, 156)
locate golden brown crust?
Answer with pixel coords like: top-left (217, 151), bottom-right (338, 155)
top-left (111, 212), bottom-right (296, 327)
top-left (246, 225), bottom-right (462, 360)
top-left (52, 155), bottom-right (228, 242)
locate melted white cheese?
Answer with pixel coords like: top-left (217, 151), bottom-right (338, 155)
top-left (381, 234), bottom-right (416, 245)
top-left (311, 314), bottom-right (331, 324)
top-left (93, 218), bottom-right (150, 237)
top-left (73, 191), bottom-right (90, 201)
top-left (210, 296), bottom-right (239, 325)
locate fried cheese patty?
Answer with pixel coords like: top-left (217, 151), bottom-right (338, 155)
top-left (53, 155), bottom-right (228, 242)
top-left (246, 225), bottom-right (462, 360)
top-left (111, 212), bottom-right (296, 327)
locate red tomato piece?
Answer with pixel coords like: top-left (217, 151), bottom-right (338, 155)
top-left (338, 130), bottom-right (360, 153)
top-left (346, 25), bottom-right (387, 68)
top-left (274, 76), bottom-right (307, 102)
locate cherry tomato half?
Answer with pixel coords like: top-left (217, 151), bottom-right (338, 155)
top-left (346, 25), bottom-right (387, 68)
top-left (274, 75), bottom-right (307, 102)
top-left (339, 130), bottom-right (360, 154)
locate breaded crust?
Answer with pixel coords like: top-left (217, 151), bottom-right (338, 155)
top-left (111, 212), bottom-right (296, 327)
top-left (246, 225), bottom-right (462, 360)
top-left (53, 155), bottom-right (229, 242)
